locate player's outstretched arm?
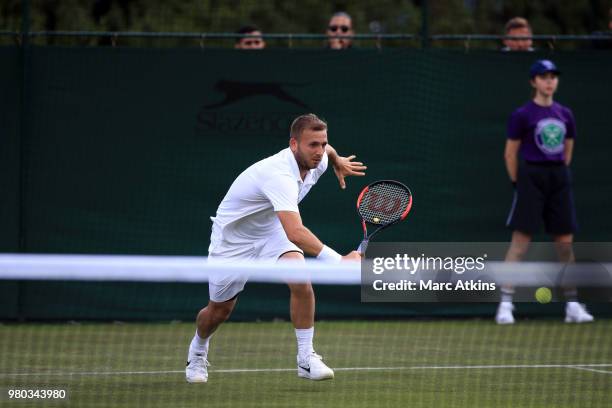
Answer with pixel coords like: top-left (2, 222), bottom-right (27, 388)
top-left (277, 211), bottom-right (361, 262)
top-left (325, 144), bottom-right (367, 190)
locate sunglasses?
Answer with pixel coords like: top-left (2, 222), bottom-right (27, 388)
top-left (328, 25), bottom-right (350, 33)
top-left (242, 40), bottom-right (262, 46)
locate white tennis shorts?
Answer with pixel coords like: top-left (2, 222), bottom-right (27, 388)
top-left (207, 228), bottom-right (302, 302)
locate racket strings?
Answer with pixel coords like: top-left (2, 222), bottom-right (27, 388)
top-left (358, 182), bottom-right (411, 224)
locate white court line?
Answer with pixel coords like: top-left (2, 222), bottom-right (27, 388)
top-left (0, 370), bottom-right (184, 377)
top-left (567, 366), bottom-right (612, 375)
top-left (405, 364), bottom-right (612, 370)
top-left (1, 363), bottom-right (611, 378)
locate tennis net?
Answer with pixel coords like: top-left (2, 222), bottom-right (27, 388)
top-left (0, 254), bottom-right (611, 408)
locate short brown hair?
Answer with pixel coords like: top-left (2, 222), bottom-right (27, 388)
top-left (236, 25), bottom-right (260, 44)
top-left (290, 113), bottom-right (327, 140)
top-left (505, 17), bottom-right (531, 33)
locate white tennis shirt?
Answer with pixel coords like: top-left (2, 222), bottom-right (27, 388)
top-left (210, 147), bottom-right (328, 246)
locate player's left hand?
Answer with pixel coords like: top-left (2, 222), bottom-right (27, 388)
top-left (332, 155), bottom-right (366, 189)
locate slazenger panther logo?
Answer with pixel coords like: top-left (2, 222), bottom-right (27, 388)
top-left (535, 118), bottom-right (566, 154)
top-left (204, 80), bottom-right (310, 110)
top-left (195, 80), bottom-right (310, 136)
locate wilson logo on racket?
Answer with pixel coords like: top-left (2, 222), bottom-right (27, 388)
top-left (356, 180), bottom-right (412, 254)
top-left (366, 193), bottom-right (402, 215)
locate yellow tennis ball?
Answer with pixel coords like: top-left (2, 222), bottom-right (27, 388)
top-left (373, 217), bottom-right (380, 223)
top-left (535, 287), bottom-right (552, 304)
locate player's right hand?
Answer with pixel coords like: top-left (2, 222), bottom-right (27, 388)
top-left (342, 251), bottom-right (362, 261)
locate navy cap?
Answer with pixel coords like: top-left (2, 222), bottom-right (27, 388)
top-left (529, 59), bottom-right (561, 78)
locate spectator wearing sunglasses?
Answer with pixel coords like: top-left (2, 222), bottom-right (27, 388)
top-left (235, 25), bottom-right (266, 50)
top-left (501, 17), bottom-right (534, 52)
top-left (327, 12), bottom-right (354, 49)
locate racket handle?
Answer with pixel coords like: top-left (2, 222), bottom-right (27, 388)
top-left (357, 239), bottom-right (369, 255)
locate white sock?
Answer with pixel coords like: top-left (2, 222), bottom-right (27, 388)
top-left (189, 330), bottom-right (210, 355)
top-left (501, 287), bottom-right (514, 303)
top-left (295, 327), bottom-right (314, 359)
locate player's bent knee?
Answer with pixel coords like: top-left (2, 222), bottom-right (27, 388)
top-left (213, 307), bottom-right (233, 323)
top-left (209, 300), bottom-right (236, 322)
top-left (288, 282), bottom-right (314, 298)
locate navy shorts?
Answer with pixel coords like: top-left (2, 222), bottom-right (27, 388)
top-left (506, 162), bottom-right (578, 235)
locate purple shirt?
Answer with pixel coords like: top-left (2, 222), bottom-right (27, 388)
top-left (507, 101), bottom-right (576, 162)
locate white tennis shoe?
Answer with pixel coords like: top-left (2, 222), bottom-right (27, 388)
top-left (186, 349), bottom-right (210, 383)
top-left (297, 352), bottom-right (334, 381)
top-left (565, 302), bottom-right (594, 323)
top-left (495, 301), bottom-right (515, 325)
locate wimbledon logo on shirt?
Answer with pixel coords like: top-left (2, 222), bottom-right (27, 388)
top-left (534, 118), bottom-right (566, 154)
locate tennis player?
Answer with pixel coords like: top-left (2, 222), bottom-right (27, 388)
top-left (186, 113), bottom-right (365, 383)
top-left (496, 60), bottom-right (594, 324)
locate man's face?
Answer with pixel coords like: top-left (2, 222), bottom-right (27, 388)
top-left (503, 26), bottom-right (533, 51)
top-left (291, 129), bottom-right (328, 170)
top-left (235, 31), bottom-right (266, 49)
top-left (327, 16), bottom-right (353, 49)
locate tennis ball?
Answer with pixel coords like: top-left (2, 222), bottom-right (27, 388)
top-left (373, 217), bottom-right (380, 223)
top-left (535, 287), bottom-right (552, 304)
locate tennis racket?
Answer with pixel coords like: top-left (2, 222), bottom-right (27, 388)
top-left (356, 180), bottom-right (413, 254)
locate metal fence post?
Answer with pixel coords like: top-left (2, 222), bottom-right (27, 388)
top-left (17, 0), bottom-right (31, 321)
top-left (421, 0), bottom-right (430, 48)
